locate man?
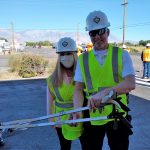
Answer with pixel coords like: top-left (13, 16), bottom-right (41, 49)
top-left (73, 10), bottom-right (135, 150)
top-left (141, 43), bottom-right (150, 79)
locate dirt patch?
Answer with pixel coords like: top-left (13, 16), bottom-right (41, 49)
top-left (0, 71), bottom-right (50, 81)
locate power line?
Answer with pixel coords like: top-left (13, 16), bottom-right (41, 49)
top-left (0, 22), bottom-right (150, 31)
top-left (10, 21), bottom-right (15, 52)
top-left (111, 22), bottom-right (150, 30)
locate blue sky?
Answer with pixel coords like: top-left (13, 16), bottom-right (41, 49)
top-left (0, 0), bottom-right (150, 42)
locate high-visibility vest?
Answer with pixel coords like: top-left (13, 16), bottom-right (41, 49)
top-left (46, 77), bottom-right (83, 140)
top-left (143, 48), bottom-right (150, 62)
top-left (78, 44), bottom-right (128, 125)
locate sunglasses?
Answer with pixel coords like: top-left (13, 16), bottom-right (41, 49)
top-left (89, 28), bottom-right (107, 37)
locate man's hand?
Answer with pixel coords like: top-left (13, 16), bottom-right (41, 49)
top-left (88, 89), bottom-right (113, 109)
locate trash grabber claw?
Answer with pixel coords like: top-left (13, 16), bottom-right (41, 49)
top-left (0, 116), bottom-right (113, 130)
top-left (101, 90), bottom-right (121, 108)
top-left (1, 90), bottom-right (119, 126)
top-left (1, 106), bottom-right (89, 126)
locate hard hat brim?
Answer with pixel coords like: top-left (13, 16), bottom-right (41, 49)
top-left (86, 23), bottom-right (110, 31)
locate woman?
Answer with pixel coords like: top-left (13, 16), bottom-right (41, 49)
top-left (46, 37), bottom-right (84, 150)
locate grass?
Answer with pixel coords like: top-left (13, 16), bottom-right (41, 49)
top-left (0, 56), bottom-right (57, 80)
top-left (129, 46), bottom-right (144, 53)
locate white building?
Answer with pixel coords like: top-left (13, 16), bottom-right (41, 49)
top-left (0, 39), bottom-right (11, 52)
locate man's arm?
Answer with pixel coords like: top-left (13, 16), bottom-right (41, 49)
top-left (88, 74), bottom-right (135, 108)
top-left (113, 74), bottom-right (135, 94)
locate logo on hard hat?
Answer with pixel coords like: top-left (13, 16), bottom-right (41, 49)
top-left (93, 16), bottom-right (100, 24)
top-left (62, 41), bottom-right (68, 47)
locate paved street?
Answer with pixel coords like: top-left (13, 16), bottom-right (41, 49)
top-left (0, 55), bottom-right (10, 71)
top-left (0, 79), bottom-right (81, 150)
top-left (0, 79), bottom-right (150, 150)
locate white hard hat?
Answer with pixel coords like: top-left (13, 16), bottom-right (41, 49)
top-left (146, 43), bottom-right (150, 47)
top-left (85, 10), bottom-right (110, 31)
top-left (56, 37), bottom-right (77, 53)
top-left (122, 44), bottom-right (127, 49)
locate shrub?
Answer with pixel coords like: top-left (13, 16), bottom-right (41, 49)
top-left (9, 54), bottom-right (22, 72)
top-left (9, 53), bottom-right (48, 78)
top-left (47, 58), bottom-right (57, 74)
top-left (130, 48), bottom-right (139, 53)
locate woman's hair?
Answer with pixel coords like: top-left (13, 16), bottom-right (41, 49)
top-left (50, 52), bottom-right (77, 87)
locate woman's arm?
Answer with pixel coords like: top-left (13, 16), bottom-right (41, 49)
top-left (46, 86), bottom-right (55, 116)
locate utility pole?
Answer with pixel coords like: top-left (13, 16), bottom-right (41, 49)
top-left (49, 30), bottom-right (51, 47)
top-left (122, 0), bottom-right (128, 45)
top-left (76, 23), bottom-right (79, 44)
top-left (58, 32), bottom-right (61, 41)
top-left (10, 21), bottom-right (15, 52)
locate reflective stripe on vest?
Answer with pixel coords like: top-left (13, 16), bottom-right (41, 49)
top-left (83, 47), bottom-right (119, 91)
top-left (55, 101), bottom-right (73, 108)
top-left (83, 52), bottom-right (93, 90)
top-left (53, 86), bottom-right (73, 108)
top-left (53, 86), bottom-right (64, 102)
top-left (46, 79), bottom-right (75, 111)
top-left (112, 47), bottom-right (119, 83)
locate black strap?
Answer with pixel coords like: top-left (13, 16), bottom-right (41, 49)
top-left (114, 97), bottom-right (130, 112)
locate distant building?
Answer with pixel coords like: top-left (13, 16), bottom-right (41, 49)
top-left (0, 39), bottom-right (11, 53)
top-left (0, 38), bottom-right (25, 53)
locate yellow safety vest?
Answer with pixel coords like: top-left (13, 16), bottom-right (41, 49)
top-left (46, 77), bottom-right (83, 140)
top-left (143, 48), bottom-right (150, 62)
top-left (79, 44), bottom-right (128, 125)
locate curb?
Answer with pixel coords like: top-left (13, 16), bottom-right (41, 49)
top-left (136, 80), bottom-right (150, 87)
top-left (0, 76), bottom-right (47, 83)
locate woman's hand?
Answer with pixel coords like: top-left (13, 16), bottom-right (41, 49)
top-left (69, 112), bottom-right (82, 127)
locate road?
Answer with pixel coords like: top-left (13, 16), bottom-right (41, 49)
top-left (0, 55), bottom-right (10, 71)
top-left (0, 79), bottom-right (149, 150)
top-left (0, 79), bottom-right (81, 150)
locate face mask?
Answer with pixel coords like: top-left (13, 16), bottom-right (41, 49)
top-left (60, 55), bottom-right (74, 68)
